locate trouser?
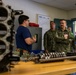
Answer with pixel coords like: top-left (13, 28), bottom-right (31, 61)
top-left (16, 48), bottom-right (30, 57)
top-left (20, 50), bottom-right (23, 57)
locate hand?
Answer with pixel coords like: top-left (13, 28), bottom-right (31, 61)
top-left (0, 55), bottom-right (4, 61)
top-left (73, 50), bottom-right (76, 52)
top-left (64, 34), bottom-right (68, 39)
top-left (45, 50), bottom-right (48, 53)
top-left (32, 35), bottom-right (36, 42)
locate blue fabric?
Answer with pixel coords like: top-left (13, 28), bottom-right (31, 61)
top-left (31, 50), bottom-right (44, 54)
top-left (16, 26), bottom-right (32, 52)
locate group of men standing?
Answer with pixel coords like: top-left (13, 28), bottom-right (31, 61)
top-left (44, 19), bottom-right (75, 53)
top-left (16, 15), bottom-right (75, 56)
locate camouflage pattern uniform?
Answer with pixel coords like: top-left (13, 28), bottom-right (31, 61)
top-left (44, 29), bottom-right (57, 52)
top-left (69, 31), bottom-right (75, 51)
top-left (56, 29), bottom-right (74, 53)
top-left (14, 48), bottom-right (30, 57)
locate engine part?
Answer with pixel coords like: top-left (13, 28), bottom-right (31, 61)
top-left (0, 0), bottom-right (23, 73)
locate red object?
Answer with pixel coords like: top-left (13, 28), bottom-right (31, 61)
top-left (29, 23), bottom-right (39, 27)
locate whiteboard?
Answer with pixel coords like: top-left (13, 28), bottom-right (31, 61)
top-left (38, 14), bottom-right (50, 50)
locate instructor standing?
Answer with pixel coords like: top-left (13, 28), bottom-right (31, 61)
top-left (16, 15), bottom-right (36, 56)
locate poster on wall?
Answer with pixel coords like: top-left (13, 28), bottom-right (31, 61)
top-left (38, 14), bottom-right (50, 50)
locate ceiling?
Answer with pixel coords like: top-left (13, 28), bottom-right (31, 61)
top-left (31, 0), bottom-right (76, 10)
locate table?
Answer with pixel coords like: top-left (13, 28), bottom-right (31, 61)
top-left (1, 60), bottom-right (76, 75)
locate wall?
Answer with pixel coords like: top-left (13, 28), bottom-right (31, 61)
top-left (68, 10), bottom-right (76, 19)
top-left (3, 0), bottom-right (68, 23)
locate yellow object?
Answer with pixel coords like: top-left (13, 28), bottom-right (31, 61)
top-left (2, 60), bottom-right (76, 75)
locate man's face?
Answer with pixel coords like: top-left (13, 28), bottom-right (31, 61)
top-left (50, 22), bottom-right (56, 29)
top-left (24, 19), bottom-right (29, 27)
top-left (60, 20), bottom-right (66, 29)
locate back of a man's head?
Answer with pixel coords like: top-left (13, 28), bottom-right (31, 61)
top-left (18, 15), bottom-right (29, 24)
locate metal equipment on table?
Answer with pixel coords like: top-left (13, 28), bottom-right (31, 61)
top-left (34, 52), bottom-right (76, 63)
top-left (0, 0), bottom-right (23, 73)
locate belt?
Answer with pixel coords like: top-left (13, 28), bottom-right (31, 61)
top-left (16, 48), bottom-right (29, 53)
top-left (16, 48), bottom-right (30, 57)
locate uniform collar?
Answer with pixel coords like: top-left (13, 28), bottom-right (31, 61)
top-left (60, 28), bottom-right (68, 32)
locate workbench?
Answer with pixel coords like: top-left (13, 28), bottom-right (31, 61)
top-left (1, 60), bottom-right (76, 75)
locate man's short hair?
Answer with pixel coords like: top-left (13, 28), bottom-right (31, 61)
top-left (50, 21), bottom-right (55, 24)
top-left (50, 21), bottom-right (55, 26)
top-left (18, 15), bottom-right (29, 24)
top-left (50, 21), bottom-right (54, 23)
top-left (60, 19), bottom-right (66, 22)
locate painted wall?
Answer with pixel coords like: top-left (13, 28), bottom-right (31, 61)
top-left (68, 10), bottom-right (76, 19)
top-left (3, 0), bottom-right (68, 23)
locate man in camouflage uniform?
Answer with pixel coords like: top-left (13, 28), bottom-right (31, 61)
top-left (44, 21), bottom-right (57, 52)
top-left (56, 19), bottom-right (74, 53)
top-left (68, 27), bottom-right (75, 51)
